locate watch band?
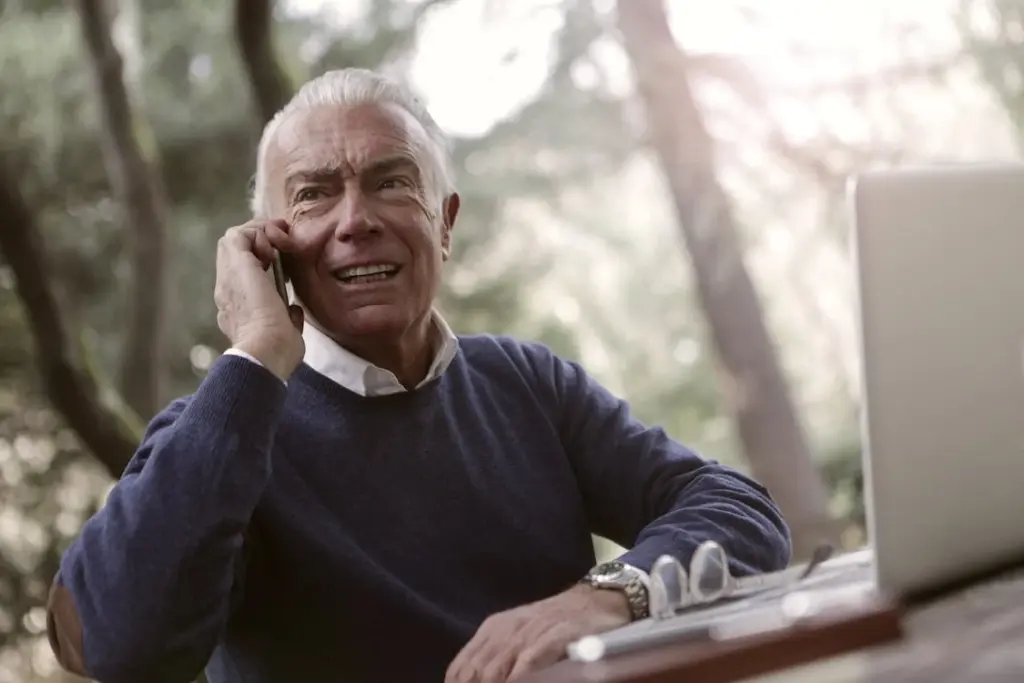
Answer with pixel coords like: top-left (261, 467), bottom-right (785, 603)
top-left (580, 561), bottom-right (651, 621)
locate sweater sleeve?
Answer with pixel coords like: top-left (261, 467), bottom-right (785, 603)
top-left (531, 345), bottom-right (792, 577)
top-left (46, 354), bottom-right (287, 683)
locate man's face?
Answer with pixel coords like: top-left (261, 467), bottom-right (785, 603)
top-left (266, 102), bottom-right (459, 343)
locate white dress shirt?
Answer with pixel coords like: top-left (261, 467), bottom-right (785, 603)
top-left (223, 310), bottom-right (459, 395)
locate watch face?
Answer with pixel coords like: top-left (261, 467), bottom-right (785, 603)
top-left (592, 561), bottom-right (626, 581)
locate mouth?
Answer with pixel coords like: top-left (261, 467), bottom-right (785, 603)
top-left (332, 262), bottom-right (402, 285)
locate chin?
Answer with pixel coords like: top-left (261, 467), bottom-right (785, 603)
top-left (331, 304), bottom-right (413, 339)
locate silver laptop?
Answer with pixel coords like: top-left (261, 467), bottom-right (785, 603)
top-left (852, 163), bottom-right (1024, 599)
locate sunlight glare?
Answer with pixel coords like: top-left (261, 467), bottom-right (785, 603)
top-left (285, 0), bottom-right (962, 144)
top-left (409, 0), bottom-right (563, 136)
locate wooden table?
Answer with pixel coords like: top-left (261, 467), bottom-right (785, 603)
top-left (527, 559), bottom-right (1024, 683)
top-left (749, 566), bottom-right (1024, 683)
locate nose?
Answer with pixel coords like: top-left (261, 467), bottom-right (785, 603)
top-left (332, 189), bottom-right (382, 244)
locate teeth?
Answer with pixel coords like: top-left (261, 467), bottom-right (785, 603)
top-left (348, 272), bottom-right (391, 283)
top-left (337, 263), bottom-right (398, 279)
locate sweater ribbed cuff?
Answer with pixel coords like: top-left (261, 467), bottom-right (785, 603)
top-left (616, 536), bottom-right (700, 575)
top-left (179, 353), bottom-right (289, 451)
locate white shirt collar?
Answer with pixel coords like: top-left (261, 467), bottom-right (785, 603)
top-left (301, 311), bottom-right (458, 396)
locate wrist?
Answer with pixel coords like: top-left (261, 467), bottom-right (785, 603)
top-left (232, 337), bottom-right (301, 382)
top-left (579, 561), bottom-right (650, 622)
top-left (574, 583), bottom-right (632, 622)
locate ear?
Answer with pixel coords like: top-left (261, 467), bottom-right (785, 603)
top-left (440, 192), bottom-right (460, 262)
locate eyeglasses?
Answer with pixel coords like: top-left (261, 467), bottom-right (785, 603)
top-left (649, 541), bottom-right (835, 620)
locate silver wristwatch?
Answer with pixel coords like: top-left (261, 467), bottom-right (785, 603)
top-left (579, 561), bottom-right (650, 621)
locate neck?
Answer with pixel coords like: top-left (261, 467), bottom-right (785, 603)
top-left (318, 314), bottom-right (436, 390)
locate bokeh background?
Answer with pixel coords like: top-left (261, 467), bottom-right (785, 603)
top-left (1, 0), bottom-right (1021, 680)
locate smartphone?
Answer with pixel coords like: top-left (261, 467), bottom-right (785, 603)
top-left (271, 251), bottom-right (289, 305)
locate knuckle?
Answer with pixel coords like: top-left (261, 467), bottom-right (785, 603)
top-left (518, 644), bottom-right (544, 665)
top-left (222, 224), bottom-right (255, 246)
top-left (479, 662), bottom-right (507, 682)
top-left (482, 614), bottom-right (513, 634)
top-left (446, 667), bottom-right (468, 683)
top-left (509, 610), bottom-right (532, 629)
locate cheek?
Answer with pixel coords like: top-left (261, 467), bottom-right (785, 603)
top-left (376, 198), bottom-right (441, 248)
top-left (288, 214), bottom-right (334, 261)
top-left (374, 185), bottom-right (437, 222)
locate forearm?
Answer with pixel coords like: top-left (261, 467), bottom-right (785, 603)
top-left (617, 464), bottom-right (791, 576)
top-left (533, 346), bottom-right (791, 577)
top-left (49, 355), bottom-right (287, 683)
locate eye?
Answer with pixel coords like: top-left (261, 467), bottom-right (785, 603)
top-left (295, 187), bottom-right (327, 203)
top-left (377, 177), bottom-right (409, 191)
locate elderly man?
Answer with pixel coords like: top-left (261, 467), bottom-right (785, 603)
top-left (46, 69), bottom-right (790, 683)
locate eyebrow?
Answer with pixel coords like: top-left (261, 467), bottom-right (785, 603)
top-left (284, 165), bottom-right (342, 195)
top-left (283, 155), bottom-right (420, 194)
top-left (362, 154), bottom-right (420, 178)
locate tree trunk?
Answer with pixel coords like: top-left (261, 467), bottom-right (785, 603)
top-left (616, 0), bottom-right (838, 558)
top-left (75, 0), bottom-right (169, 419)
top-left (235, 0), bottom-right (293, 126)
top-left (0, 163), bottom-right (141, 478)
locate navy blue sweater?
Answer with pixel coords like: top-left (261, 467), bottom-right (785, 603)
top-left (51, 335), bottom-right (790, 683)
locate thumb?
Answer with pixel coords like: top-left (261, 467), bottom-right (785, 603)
top-left (288, 305), bottom-right (304, 332)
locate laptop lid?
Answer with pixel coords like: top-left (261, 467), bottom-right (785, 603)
top-left (851, 163), bottom-right (1024, 597)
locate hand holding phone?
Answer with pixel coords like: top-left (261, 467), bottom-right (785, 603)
top-left (215, 220), bottom-right (304, 380)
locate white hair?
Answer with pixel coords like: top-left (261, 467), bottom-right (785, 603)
top-left (249, 68), bottom-right (455, 219)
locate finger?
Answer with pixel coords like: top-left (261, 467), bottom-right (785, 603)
top-left (506, 641), bottom-right (561, 680)
top-left (507, 624), bottom-right (567, 680)
top-left (225, 221), bottom-right (284, 244)
top-left (251, 226), bottom-right (276, 268)
top-left (219, 225), bottom-right (252, 253)
top-left (445, 639), bottom-right (476, 683)
top-left (452, 614), bottom-right (512, 671)
top-left (222, 223), bottom-right (282, 268)
top-left (478, 651), bottom-right (516, 683)
top-left (465, 623), bottom-right (525, 683)
top-left (262, 217), bottom-right (290, 232)
top-left (220, 225), bottom-right (262, 262)
top-left (263, 221), bottom-right (298, 252)
top-left (446, 630), bottom-right (496, 683)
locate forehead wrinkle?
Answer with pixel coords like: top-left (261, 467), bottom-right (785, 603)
top-left (267, 102), bottom-right (438, 208)
top-left (283, 153), bottom-right (420, 193)
top-left (284, 160), bottom-right (347, 184)
top-left (362, 152), bottom-right (421, 177)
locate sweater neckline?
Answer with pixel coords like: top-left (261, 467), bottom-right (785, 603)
top-left (290, 361), bottom-right (449, 408)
